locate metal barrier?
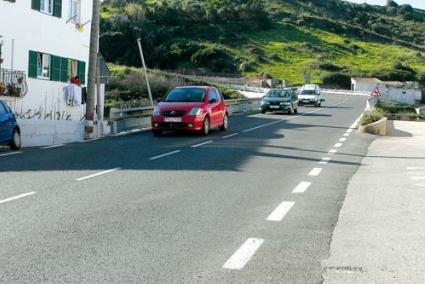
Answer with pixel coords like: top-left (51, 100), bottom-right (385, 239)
top-left (109, 98), bottom-right (261, 134)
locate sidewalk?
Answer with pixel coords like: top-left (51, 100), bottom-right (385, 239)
top-left (322, 121), bottom-right (425, 283)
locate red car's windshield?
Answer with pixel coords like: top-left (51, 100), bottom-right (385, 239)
top-left (164, 88), bottom-right (206, 103)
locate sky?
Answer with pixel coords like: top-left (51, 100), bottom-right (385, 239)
top-left (346, 0), bottom-right (425, 10)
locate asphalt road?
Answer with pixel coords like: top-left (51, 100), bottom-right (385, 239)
top-left (0, 94), bottom-right (374, 283)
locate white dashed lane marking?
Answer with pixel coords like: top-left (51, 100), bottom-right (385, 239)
top-left (41, 144), bottom-right (65, 149)
top-left (75, 168), bottom-right (121, 181)
top-left (292, 181), bottom-right (312, 194)
top-left (309, 168), bottom-right (322, 177)
top-left (267, 201), bottom-right (295, 222)
top-left (149, 150), bottom-right (182, 161)
top-left (329, 149), bottom-right (338, 154)
top-left (0, 192), bottom-right (36, 205)
top-left (334, 143), bottom-right (343, 148)
top-left (319, 157), bottom-right (331, 164)
top-left (0, 151), bottom-right (23, 157)
top-left (339, 138), bottom-right (347, 142)
top-left (223, 238), bottom-right (264, 270)
top-left (222, 133), bottom-right (239, 139)
top-left (191, 141), bottom-right (214, 148)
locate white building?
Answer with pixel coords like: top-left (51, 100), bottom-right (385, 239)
top-left (351, 77), bottom-right (422, 105)
top-left (0, 0), bottom-right (93, 146)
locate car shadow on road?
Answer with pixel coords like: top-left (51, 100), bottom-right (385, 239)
top-left (0, 113), bottom-right (369, 173)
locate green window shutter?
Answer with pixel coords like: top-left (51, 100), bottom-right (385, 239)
top-left (53, 0), bottom-right (62, 18)
top-left (78, 61), bottom-right (86, 85)
top-left (50, 55), bottom-right (61, 81)
top-left (28, 50), bottom-right (38, 78)
top-left (60, 57), bottom-right (69, 82)
top-left (31, 0), bottom-right (41, 11)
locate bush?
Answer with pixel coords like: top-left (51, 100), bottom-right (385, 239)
top-left (318, 63), bottom-right (342, 72)
top-left (361, 108), bottom-right (385, 126)
top-left (321, 72), bottom-right (351, 89)
top-left (190, 46), bottom-right (236, 73)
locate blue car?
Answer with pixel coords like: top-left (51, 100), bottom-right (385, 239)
top-left (0, 100), bottom-right (21, 150)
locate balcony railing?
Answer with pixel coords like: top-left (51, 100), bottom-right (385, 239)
top-left (0, 68), bottom-right (28, 98)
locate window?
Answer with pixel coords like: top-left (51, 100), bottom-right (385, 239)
top-left (28, 51), bottom-right (86, 84)
top-left (32, 0), bottom-right (62, 18)
top-left (68, 0), bottom-right (81, 23)
top-left (0, 102), bottom-right (6, 115)
top-left (68, 59), bottom-right (78, 80)
top-left (208, 89), bottom-right (219, 103)
top-left (40, 0), bottom-right (53, 14)
top-left (164, 88), bottom-right (206, 103)
top-left (37, 53), bottom-right (51, 79)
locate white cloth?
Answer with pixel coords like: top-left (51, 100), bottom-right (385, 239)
top-left (64, 84), bottom-right (82, 106)
top-left (73, 86), bottom-right (82, 106)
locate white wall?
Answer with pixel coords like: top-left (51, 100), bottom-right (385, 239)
top-left (383, 87), bottom-right (422, 105)
top-left (0, 0), bottom-right (92, 120)
top-left (17, 119), bottom-right (84, 147)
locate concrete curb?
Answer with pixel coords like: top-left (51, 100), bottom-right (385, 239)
top-left (359, 117), bottom-right (388, 136)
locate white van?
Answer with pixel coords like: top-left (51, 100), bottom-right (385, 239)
top-left (298, 84), bottom-right (322, 107)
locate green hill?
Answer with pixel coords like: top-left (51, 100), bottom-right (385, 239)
top-left (100, 0), bottom-right (425, 87)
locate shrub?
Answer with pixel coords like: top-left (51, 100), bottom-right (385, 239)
top-left (190, 46), bottom-right (236, 73)
top-left (318, 63), bottom-right (342, 72)
top-left (361, 108), bottom-right (385, 126)
top-left (321, 73), bottom-right (351, 89)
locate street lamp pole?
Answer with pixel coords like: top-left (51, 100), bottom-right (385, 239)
top-left (85, 0), bottom-right (100, 139)
top-left (137, 38), bottom-right (154, 107)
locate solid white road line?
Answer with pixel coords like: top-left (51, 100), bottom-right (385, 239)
top-left (267, 201), bottom-right (295, 222)
top-left (411, 176), bottom-right (425, 181)
top-left (149, 150), bottom-right (182, 161)
top-left (339, 138), bottom-right (347, 142)
top-left (41, 144), bottom-right (65, 149)
top-left (329, 149), bottom-right (338, 154)
top-left (407, 167), bottom-right (425, 171)
top-left (223, 238), bottom-right (264, 270)
top-left (0, 151), bottom-right (23, 157)
top-left (191, 141), bottom-right (214, 148)
top-left (319, 157), bottom-right (331, 165)
top-left (75, 168), bottom-right (121, 181)
top-left (309, 167), bottom-right (322, 177)
top-left (334, 143), bottom-right (343, 148)
top-left (79, 138), bottom-right (101, 143)
top-left (0, 192), bottom-right (36, 205)
top-left (292, 181), bottom-right (312, 193)
top-left (222, 133), bottom-right (239, 139)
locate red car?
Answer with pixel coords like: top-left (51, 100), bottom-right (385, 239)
top-left (151, 86), bottom-right (229, 136)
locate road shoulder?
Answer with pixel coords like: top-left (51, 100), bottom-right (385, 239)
top-left (322, 121), bottom-right (425, 283)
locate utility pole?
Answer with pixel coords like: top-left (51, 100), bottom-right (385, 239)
top-left (137, 38), bottom-right (154, 106)
top-left (85, 0), bottom-right (100, 139)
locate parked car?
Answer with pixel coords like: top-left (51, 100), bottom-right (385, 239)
top-left (298, 84), bottom-right (322, 107)
top-left (260, 88), bottom-right (299, 114)
top-left (151, 86), bottom-right (228, 136)
top-left (0, 100), bottom-right (21, 150)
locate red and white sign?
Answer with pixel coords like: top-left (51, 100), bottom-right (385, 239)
top-left (370, 86), bottom-right (382, 97)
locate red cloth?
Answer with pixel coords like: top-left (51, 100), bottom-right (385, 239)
top-left (70, 77), bottom-right (80, 86)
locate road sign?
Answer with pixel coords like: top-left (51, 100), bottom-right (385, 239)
top-left (370, 86), bottom-right (382, 97)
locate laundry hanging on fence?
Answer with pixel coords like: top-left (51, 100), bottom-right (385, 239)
top-left (64, 84), bottom-right (83, 106)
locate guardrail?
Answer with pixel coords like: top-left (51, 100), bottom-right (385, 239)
top-left (109, 98), bottom-right (261, 134)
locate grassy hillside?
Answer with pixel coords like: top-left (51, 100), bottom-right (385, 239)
top-left (100, 0), bottom-right (425, 91)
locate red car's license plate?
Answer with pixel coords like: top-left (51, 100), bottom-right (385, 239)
top-left (164, 117), bottom-right (182, 122)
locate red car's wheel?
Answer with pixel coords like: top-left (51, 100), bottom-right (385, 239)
top-left (202, 116), bottom-right (210, 135)
top-left (219, 114), bottom-right (228, 131)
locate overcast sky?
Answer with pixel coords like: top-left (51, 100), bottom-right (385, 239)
top-left (346, 0), bottom-right (425, 9)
